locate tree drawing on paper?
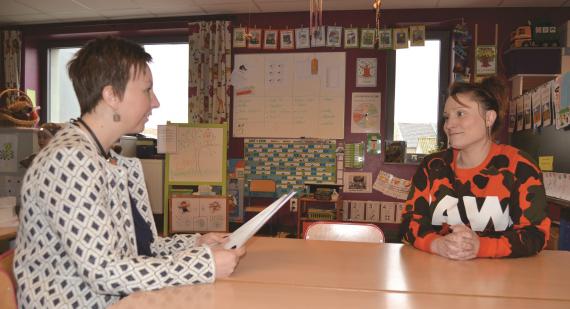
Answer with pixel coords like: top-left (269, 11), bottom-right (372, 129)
top-left (169, 127), bottom-right (223, 182)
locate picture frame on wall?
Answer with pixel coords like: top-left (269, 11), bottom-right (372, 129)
top-left (264, 29), bottom-right (278, 49)
top-left (248, 28), bottom-right (262, 49)
top-left (360, 28), bottom-right (376, 49)
top-left (280, 29), bottom-right (295, 49)
top-left (393, 28), bottom-right (409, 49)
top-left (326, 26), bottom-right (342, 47)
top-left (233, 27), bottom-right (247, 48)
top-left (344, 28), bottom-right (359, 48)
top-left (475, 45), bottom-right (497, 75)
top-left (377, 28), bottom-right (393, 49)
top-left (295, 27), bottom-right (310, 49)
top-left (344, 172), bottom-right (373, 193)
top-left (356, 58), bottom-right (377, 88)
top-left (384, 140), bottom-right (407, 163)
top-left (311, 26), bottom-right (326, 47)
top-left (409, 25), bottom-right (426, 46)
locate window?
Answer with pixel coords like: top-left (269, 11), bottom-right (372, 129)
top-left (386, 31), bottom-right (450, 156)
top-left (48, 43), bottom-right (189, 137)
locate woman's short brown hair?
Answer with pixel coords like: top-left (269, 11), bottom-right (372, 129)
top-left (67, 36), bottom-right (152, 116)
top-left (448, 76), bottom-right (509, 135)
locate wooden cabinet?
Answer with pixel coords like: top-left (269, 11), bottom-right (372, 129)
top-left (297, 197), bottom-right (342, 238)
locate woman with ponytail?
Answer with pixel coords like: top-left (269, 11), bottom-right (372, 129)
top-left (401, 76), bottom-right (550, 259)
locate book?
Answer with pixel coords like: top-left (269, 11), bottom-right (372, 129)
top-left (223, 190), bottom-right (297, 249)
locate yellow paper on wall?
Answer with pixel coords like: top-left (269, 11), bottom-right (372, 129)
top-left (25, 89), bottom-right (37, 107)
top-left (538, 156), bottom-right (554, 172)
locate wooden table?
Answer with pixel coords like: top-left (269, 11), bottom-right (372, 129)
top-left (112, 237), bottom-right (570, 308)
top-left (224, 237), bottom-right (570, 301)
top-left (0, 227), bottom-right (17, 241)
top-left (111, 280), bottom-right (570, 309)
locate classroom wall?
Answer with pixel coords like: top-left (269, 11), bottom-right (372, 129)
top-left (228, 7), bottom-right (570, 202)
top-left (13, 7), bottom-right (570, 203)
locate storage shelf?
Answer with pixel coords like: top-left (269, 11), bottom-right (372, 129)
top-left (502, 47), bottom-right (562, 77)
top-left (343, 220), bottom-right (401, 225)
top-left (509, 74), bottom-right (558, 98)
top-left (297, 197), bottom-right (341, 238)
top-left (547, 196), bottom-right (570, 209)
top-left (299, 217), bottom-right (336, 221)
top-left (503, 47), bottom-right (562, 55)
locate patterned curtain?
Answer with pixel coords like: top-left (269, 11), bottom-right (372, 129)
top-left (1, 30), bottom-right (22, 90)
top-left (188, 21), bottom-right (232, 124)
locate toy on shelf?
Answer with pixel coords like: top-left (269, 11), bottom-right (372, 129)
top-left (510, 20), bottom-right (560, 48)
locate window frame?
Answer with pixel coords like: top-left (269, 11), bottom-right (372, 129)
top-left (39, 32), bottom-right (189, 124)
top-left (385, 30), bottom-right (451, 151)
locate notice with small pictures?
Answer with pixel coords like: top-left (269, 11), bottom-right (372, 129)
top-left (372, 170), bottom-right (411, 201)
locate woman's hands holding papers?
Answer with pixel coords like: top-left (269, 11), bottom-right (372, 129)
top-left (212, 246), bottom-right (246, 278)
top-left (197, 233), bottom-right (247, 278)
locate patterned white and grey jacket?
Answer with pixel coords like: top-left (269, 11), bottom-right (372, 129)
top-left (14, 124), bottom-right (216, 309)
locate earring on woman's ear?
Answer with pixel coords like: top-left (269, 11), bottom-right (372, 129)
top-left (113, 111), bottom-right (121, 122)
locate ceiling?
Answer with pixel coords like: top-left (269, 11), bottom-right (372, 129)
top-left (1, 0), bottom-right (569, 26)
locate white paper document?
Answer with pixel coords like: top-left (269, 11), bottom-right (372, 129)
top-left (157, 125), bottom-right (177, 154)
top-left (223, 190), bottom-right (297, 249)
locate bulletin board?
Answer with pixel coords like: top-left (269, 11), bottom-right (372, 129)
top-left (244, 138), bottom-right (337, 196)
top-left (233, 52), bottom-right (346, 139)
top-left (163, 123), bottom-right (228, 234)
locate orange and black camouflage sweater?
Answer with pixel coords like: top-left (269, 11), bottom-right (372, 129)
top-left (401, 143), bottom-right (551, 258)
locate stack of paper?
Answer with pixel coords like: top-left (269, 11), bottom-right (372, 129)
top-left (224, 190), bottom-right (297, 249)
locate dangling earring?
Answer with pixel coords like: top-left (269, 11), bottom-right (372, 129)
top-left (113, 111), bottom-right (121, 122)
top-left (486, 124), bottom-right (492, 139)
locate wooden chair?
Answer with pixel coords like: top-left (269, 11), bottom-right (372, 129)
top-left (245, 179), bottom-right (277, 235)
top-left (245, 179), bottom-right (277, 213)
top-left (0, 248), bottom-right (17, 309)
top-left (304, 222), bottom-right (385, 243)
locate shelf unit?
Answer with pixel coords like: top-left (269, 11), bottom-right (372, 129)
top-left (297, 197), bottom-right (342, 238)
top-left (509, 74), bottom-right (558, 98)
top-left (503, 47), bottom-right (563, 77)
top-left (548, 196), bottom-right (570, 209)
top-left (296, 197), bottom-right (403, 242)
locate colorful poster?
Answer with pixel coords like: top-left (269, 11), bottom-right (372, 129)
top-left (372, 170), bottom-right (412, 201)
top-left (367, 133), bottom-right (382, 155)
top-left (356, 58), bottom-right (377, 87)
top-left (556, 73), bottom-right (570, 129)
top-left (475, 45), bottom-right (496, 76)
top-left (344, 143), bottom-right (364, 169)
top-left (541, 81), bottom-right (552, 127)
top-left (532, 89), bottom-right (542, 128)
top-left (523, 93), bottom-right (532, 130)
top-left (350, 92), bottom-right (381, 133)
